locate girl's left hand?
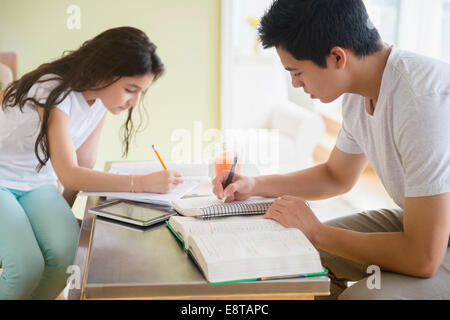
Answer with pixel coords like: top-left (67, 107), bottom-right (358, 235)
top-left (263, 195), bottom-right (322, 245)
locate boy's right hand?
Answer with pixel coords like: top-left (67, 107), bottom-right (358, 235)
top-left (212, 170), bottom-right (256, 202)
top-left (139, 170), bottom-right (184, 194)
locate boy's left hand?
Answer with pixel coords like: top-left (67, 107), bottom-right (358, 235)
top-left (264, 195), bottom-right (322, 244)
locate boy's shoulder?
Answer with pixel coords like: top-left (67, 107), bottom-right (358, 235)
top-left (387, 48), bottom-right (450, 100)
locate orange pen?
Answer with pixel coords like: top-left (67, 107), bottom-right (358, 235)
top-left (152, 144), bottom-right (168, 170)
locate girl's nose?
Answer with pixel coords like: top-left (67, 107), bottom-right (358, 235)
top-left (129, 94), bottom-right (140, 108)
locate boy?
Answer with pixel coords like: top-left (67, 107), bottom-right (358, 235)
top-left (212, 0), bottom-right (450, 299)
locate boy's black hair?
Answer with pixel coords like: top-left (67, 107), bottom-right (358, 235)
top-left (258, 0), bottom-right (383, 68)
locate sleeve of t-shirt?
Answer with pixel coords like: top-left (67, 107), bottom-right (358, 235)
top-left (336, 122), bottom-right (364, 154)
top-left (27, 75), bottom-right (71, 116)
top-left (396, 94), bottom-right (450, 197)
top-left (335, 95), bottom-right (364, 154)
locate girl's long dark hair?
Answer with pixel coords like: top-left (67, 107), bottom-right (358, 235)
top-left (1, 26), bottom-right (164, 171)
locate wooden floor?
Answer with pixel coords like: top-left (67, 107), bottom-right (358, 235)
top-left (345, 170), bottom-right (398, 211)
top-left (56, 289), bottom-right (66, 300)
top-left (309, 169), bottom-right (398, 224)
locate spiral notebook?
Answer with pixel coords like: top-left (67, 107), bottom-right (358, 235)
top-left (171, 196), bottom-right (275, 219)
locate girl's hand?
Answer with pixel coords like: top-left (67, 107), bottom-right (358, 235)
top-left (137, 170), bottom-right (184, 194)
top-left (212, 170), bottom-right (256, 202)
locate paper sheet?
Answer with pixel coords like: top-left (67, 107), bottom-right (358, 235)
top-left (109, 161), bottom-right (213, 197)
top-left (79, 179), bottom-right (199, 207)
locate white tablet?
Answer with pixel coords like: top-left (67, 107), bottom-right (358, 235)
top-left (88, 200), bottom-right (177, 227)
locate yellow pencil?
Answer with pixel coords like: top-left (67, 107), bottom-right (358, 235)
top-left (152, 144), bottom-right (168, 170)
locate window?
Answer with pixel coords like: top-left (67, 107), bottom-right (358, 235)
top-left (441, 1), bottom-right (450, 62)
top-left (364, 0), bottom-right (400, 45)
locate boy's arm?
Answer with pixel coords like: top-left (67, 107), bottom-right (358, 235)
top-left (265, 193), bottom-right (450, 278)
top-left (315, 193), bottom-right (450, 277)
top-left (252, 146), bottom-right (368, 199)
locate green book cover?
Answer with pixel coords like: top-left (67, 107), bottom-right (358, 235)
top-left (166, 220), bottom-right (188, 253)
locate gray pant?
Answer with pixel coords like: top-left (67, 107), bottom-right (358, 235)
top-left (318, 209), bottom-right (450, 300)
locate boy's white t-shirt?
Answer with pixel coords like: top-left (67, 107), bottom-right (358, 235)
top-left (336, 47), bottom-right (450, 209)
top-left (0, 74), bottom-right (107, 191)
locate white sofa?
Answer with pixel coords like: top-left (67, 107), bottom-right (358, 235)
top-left (269, 100), bottom-right (325, 174)
top-left (224, 100), bottom-right (325, 175)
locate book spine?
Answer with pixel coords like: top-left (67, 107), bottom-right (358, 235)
top-left (165, 221), bottom-right (188, 253)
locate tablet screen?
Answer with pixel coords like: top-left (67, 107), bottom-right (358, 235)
top-left (96, 201), bottom-right (174, 223)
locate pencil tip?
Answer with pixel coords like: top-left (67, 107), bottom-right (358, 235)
top-left (152, 144), bottom-right (155, 149)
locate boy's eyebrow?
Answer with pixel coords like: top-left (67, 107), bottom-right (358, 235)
top-left (285, 67), bottom-right (297, 72)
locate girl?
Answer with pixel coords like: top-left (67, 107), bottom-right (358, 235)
top-left (0, 27), bottom-right (183, 299)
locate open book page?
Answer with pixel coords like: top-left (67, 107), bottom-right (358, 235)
top-left (189, 229), bottom-right (322, 283)
top-left (169, 216), bottom-right (284, 248)
top-left (181, 177), bottom-right (213, 197)
top-left (172, 196), bottom-right (224, 216)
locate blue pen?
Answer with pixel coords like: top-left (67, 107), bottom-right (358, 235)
top-left (222, 155), bottom-right (238, 202)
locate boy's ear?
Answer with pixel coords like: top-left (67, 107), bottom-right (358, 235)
top-left (329, 46), bottom-right (346, 70)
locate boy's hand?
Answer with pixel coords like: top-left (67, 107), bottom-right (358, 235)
top-left (212, 170), bottom-right (256, 202)
top-left (264, 195), bottom-right (322, 243)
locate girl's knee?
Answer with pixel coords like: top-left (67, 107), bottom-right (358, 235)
top-left (46, 231), bottom-right (79, 271)
top-left (0, 250), bottom-right (45, 299)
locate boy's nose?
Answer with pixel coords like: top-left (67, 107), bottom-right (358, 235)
top-left (292, 78), bottom-right (304, 88)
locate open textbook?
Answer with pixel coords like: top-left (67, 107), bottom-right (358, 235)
top-left (167, 215), bottom-right (326, 284)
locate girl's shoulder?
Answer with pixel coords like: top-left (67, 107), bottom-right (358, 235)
top-left (28, 73), bottom-right (63, 101)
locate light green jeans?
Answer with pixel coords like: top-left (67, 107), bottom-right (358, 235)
top-left (0, 185), bottom-right (80, 299)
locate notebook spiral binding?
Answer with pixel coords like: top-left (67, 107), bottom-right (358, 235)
top-left (199, 201), bottom-right (274, 219)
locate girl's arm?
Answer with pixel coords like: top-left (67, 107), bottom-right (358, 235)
top-left (62, 114), bottom-right (106, 207)
top-left (46, 107), bottom-right (183, 193)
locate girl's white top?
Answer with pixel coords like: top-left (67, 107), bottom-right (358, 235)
top-left (0, 74), bottom-right (106, 191)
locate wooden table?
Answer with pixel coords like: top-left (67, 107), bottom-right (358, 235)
top-left (67, 162), bottom-right (330, 300)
